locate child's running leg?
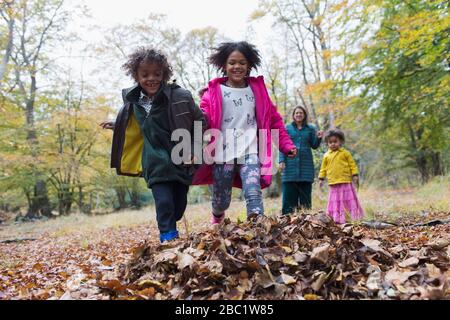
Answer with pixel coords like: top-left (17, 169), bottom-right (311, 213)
top-left (151, 182), bottom-right (179, 242)
top-left (212, 163), bottom-right (236, 224)
top-left (173, 182), bottom-right (189, 222)
top-left (239, 154), bottom-right (264, 218)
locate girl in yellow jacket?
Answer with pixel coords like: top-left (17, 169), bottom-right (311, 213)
top-left (319, 129), bottom-right (364, 224)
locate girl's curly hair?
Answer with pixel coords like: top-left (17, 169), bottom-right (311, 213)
top-left (122, 47), bottom-right (173, 82)
top-left (209, 41), bottom-right (262, 74)
top-left (324, 129), bottom-right (346, 143)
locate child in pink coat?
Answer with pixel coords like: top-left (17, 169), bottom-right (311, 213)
top-left (192, 41), bottom-right (297, 224)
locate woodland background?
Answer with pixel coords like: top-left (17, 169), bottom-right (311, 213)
top-left (0, 0), bottom-right (450, 217)
top-left (0, 0), bottom-right (448, 219)
top-left (0, 0), bottom-right (449, 301)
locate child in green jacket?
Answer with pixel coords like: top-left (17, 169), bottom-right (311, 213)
top-left (101, 47), bottom-right (205, 242)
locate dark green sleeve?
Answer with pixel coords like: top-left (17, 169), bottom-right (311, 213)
top-left (190, 97), bottom-right (206, 130)
top-left (190, 96), bottom-right (205, 163)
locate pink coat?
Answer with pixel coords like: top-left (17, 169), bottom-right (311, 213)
top-left (192, 76), bottom-right (295, 189)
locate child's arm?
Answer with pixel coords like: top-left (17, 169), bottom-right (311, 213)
top-left (318, 155), bottom-right (328, 180)
top-left (190, 95), bottom-right (206, 131)
top-left (100, 121), bottom-right (115, 130)
top-left (344, 150), bottom-right (360, 187)
top-left (318, 156), bottom-right (328, 189)
top-left (189, 95), bottom-right (206, 164)
top-left (199, 89), bottom-right (211, 130)
top-left (344, 150), bottom-right (359, 176)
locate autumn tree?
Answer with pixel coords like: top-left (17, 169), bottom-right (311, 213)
top-left (347, 0), bottom-right (449, 183)
top-left (172, 27), bottom-right (224, 93)
top-left (253, 0), bottom-right (346, 129)
top-left (91, 14), bottom-right (181, 100)
top-left (0, 0), bottom-right (72, 218)
top-left (0, 0), bottom-right (15, 81)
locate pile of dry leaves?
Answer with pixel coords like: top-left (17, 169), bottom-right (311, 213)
top-left (102, 213), bottom-right (449, 300)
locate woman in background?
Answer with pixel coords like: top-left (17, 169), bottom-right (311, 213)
top-left (280, 106), bottom-right (323, 214)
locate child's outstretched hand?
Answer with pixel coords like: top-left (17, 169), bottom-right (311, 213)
top-left (100, 121), bottom-right (115, 130)
top-left (287, 148), bottom-right (297, 158)
top-left (317, 130), bottom-right (324, 138)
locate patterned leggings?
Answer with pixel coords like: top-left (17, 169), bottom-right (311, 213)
top-left (212, 154), bottom-right (264, 217)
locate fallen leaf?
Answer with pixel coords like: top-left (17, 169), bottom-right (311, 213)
top-left (398, 257), bottom-right (419, 268)
top-left (282, 256), bottom-right (299, 266)
top-left (255, 270), bottom-right (275, 289)
top-left (278, 273), bottom-right (297, 285)
top-left (311, 272), bottom-right (328, 291)
top-left (137, 279), bottom-right (164, 290)
top-left (427, 239), bottom-right (449, 250)
top-left (385, 268), bottom-right (417, 286)
top-left (177, 253), bottom-right (195, 270)
top-left (311, 244), bottom-right (330, 265)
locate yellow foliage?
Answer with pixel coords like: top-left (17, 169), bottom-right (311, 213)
top-left (312, 15), bottom-right (324, 26)
top-left (322, 50), bottom-right (332, 61)
top-left (250, 9), bottom-right (268, 20)
top-left (330, 1), bottom-right (348, 14)
top-left (397, 12), bottom-right (450, 62)
top-left (304, 80), bottom-right (335, 97)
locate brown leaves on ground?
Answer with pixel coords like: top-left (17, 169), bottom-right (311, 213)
top-left (0, 225), bottom-right (157, 300)
top-left (0, 212), bottom-right (449, 300)
top-left (119, 213), bottom-right (449, 300)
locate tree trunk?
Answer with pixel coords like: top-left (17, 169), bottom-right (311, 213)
top-left (77, 185), bottom-right (84, 212)
top-left (56, 185), bottom-right (73, 216)
top-left (115, 186), bottom-right (128, 210)
top-left (128, 180), bottom-right (142, 209)
top-left (431, 152), bottom-right (444, 177)
top-left (24, 90), bottom-right (52, 218)
top-left (415, 152), bottom-right (429, 184)
top-left (27, 180), bottom-right (52, 218)
top-left (0, 17), bottom-right (14, 81)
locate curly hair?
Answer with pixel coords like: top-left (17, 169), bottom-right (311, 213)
top-left (324, 129), bottom-right (346, 143)
top-left (122, 47), bottom-right (173, 82)
top-left (209, 41), bottom-right (262, 74)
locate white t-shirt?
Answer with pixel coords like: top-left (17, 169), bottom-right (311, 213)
top-left (214, 84), bottom-right (258, 163)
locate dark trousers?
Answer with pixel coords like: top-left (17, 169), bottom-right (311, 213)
top-left (151, 182), bottom-right (189, 234)
top-left (282, 181), bottom-right (313, 215)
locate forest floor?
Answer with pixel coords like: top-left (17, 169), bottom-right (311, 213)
top-left (0, 180), bottom-right (449, 300)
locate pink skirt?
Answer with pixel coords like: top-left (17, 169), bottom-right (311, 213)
top-left (327, 183), bottom-right (364, 224)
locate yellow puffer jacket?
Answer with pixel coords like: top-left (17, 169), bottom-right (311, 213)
top-left (319, 147), bottom-right (359, 185)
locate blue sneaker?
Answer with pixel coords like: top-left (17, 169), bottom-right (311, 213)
top-left (160, 230), bottom-right (179, 243)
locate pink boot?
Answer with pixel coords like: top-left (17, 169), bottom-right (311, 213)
top-left (211, 213), bottom-right (225, 225)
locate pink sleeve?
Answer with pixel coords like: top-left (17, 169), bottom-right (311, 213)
top-left (199, 89), bottom-right (211, 129)
top-left (269, 100), bottom-right (295, 155)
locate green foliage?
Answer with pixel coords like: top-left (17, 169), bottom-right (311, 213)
top-left (347, 0), bottom-right (449, 183)
top-left (1, 0), bottom-right (448, 216)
